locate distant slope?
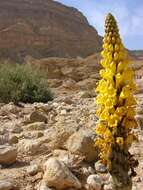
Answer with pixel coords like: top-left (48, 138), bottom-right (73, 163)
top-left (0, 0), bottom-right (102, 61)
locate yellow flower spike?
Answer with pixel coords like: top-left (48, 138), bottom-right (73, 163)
top-left (95, 13), bottom-right (137, 180)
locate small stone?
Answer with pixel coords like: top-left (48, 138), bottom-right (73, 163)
top-left (0, 180), bottom-right (13, 190)
top-left (9, 135), bottom-right (18, 144)
top-left (95, 161), bottom-right (107, 173)
top-left (81, 166), bottom-right (95, 176)
top-left (0, 145), bottom-right (17, 165)
top-left (52, 102), bottom-right (59, 107)
top-left (104, 184), bottom-right (113, 190)
top-left (37, 181), bottom-right (53, 190)
top-left (27, 164), bottom-right (39, 175)
top-left (87, 174), bottom-right (103, 190)
top-left (60, 110), bottom-right (67, 115)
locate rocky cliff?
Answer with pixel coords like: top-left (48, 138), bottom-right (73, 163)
top-left (0, 0), bottom-right (102, 61)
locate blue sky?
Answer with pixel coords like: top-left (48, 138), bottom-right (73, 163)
top-left (56, 0), bottom-right (143, 50)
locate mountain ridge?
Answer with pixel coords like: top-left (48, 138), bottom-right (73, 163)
top-left (0, 0), bottom-right (102, 61)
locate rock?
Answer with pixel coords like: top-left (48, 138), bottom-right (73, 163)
top-left (44, 119), bottom-right (78, 150)
top-left (77, 91), bottom-right (95, 98)
top-left (104, 184), bottom-right (113, 190)
top-left (25, 111), bottom-right (48, 123)
top-left (81, 165), bottom-right (95, 176)
top-left (62, 97), bottom-right (74, 105)
top-left (66, 129), bottom-right (98, 162)
top-left (135, 115), bottom-right (143, 129)
top-left (62, 79), bottom-right (79, 90)
top-left (38, 181), bottom-right (53, 190)
top-left (86, 174), bottom-right (103, 190)
top-left (1, 103), bottom-right (20, 114)
top-left (0, 145), bottom-right (17, 165)
top-left (77, 78), bottom-right (97, 90)
top-left (60, 110), bottom-right (67, 115)
top-left (48, 79), bottom-right (63, 88)
top-left (23, 122), bottom-right (46, 131)
top-left (43, 157), bottom-right (81, 189)
top-left (95, 161), bottom-right (107, 173)
top-left (9, 135), bottom-right (18, 144)
top-left (0, 180), bottom-right (13, 190)
top-left (53, 149), bottom-right (84, 168)
top-left (18, 139), bottom-right (46, 155)
top-left (27, 164), bottom-right (39, 176)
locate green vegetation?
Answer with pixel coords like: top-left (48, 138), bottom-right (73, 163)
top-left (0, 63), bottom-right (53, 103)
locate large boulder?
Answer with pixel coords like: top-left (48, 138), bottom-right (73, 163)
top-left (0, 145), bottom-right (17, 165)
top-left (66, 129), bottom-right (98, 162)
top-left (43, 157), bottom-right (81, 189)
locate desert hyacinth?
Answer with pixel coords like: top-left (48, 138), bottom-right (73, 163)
top-left (95, 13), bottom-right (138, 190)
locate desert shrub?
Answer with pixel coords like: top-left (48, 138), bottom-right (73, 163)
top-left (0, 63), bottom-right (53, 103)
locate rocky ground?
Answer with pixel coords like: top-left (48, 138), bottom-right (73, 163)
top-left (0, 53), bottom-right (143, 190)
top-left (0, 85), bottom-right (143, 190)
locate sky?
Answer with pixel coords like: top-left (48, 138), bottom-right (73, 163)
top-left (56, 0), bottom-right (143, 50)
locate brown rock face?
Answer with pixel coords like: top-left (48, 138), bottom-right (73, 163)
top-left (0, 0), bottom-right (102, 61)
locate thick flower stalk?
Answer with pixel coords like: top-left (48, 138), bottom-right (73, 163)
top-left (95, 13), bottom-right (138, 190)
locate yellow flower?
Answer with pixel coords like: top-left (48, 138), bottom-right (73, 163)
top-left (116, 73), bottom-right (123, 87)
top-left (107, 85), bottom-right (116, 97)
top-left (96, 94), bottom-right (108, 105)
top-left (123, 68), bottom-right (134, 81)
top-left (100, 109), bottom-right (110, 120)
top-left (96, 79), bottom-right (108, 93)
top-left (104, 129), bottom-right (113, 143)
top-left (110, 61), bottom-right (116, 73)
top-left (117, 61), bottom-right (126, 72)
top-left (116, 137), bottom-right (124, 146)
top-left (126, 107), bottom-right (135, 119)
top-left (125, 96), bottom-right (137, 106)
top-left (108, 114), bottom-right (120, 127)
top-left (123, 118), bottom-right (138, 130)
top-left (115, 107), bottom-right (126, 116)
top-left (105, 97), bottom-right (116, 108)
top-left (96, 123), bottom-right (107, 135)
top-left (96, 107), bottom-right (103, 117)
top-left (100, 69), bottom-right (113, 80)
top-left (120, 85), bottom-right (131, 98)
